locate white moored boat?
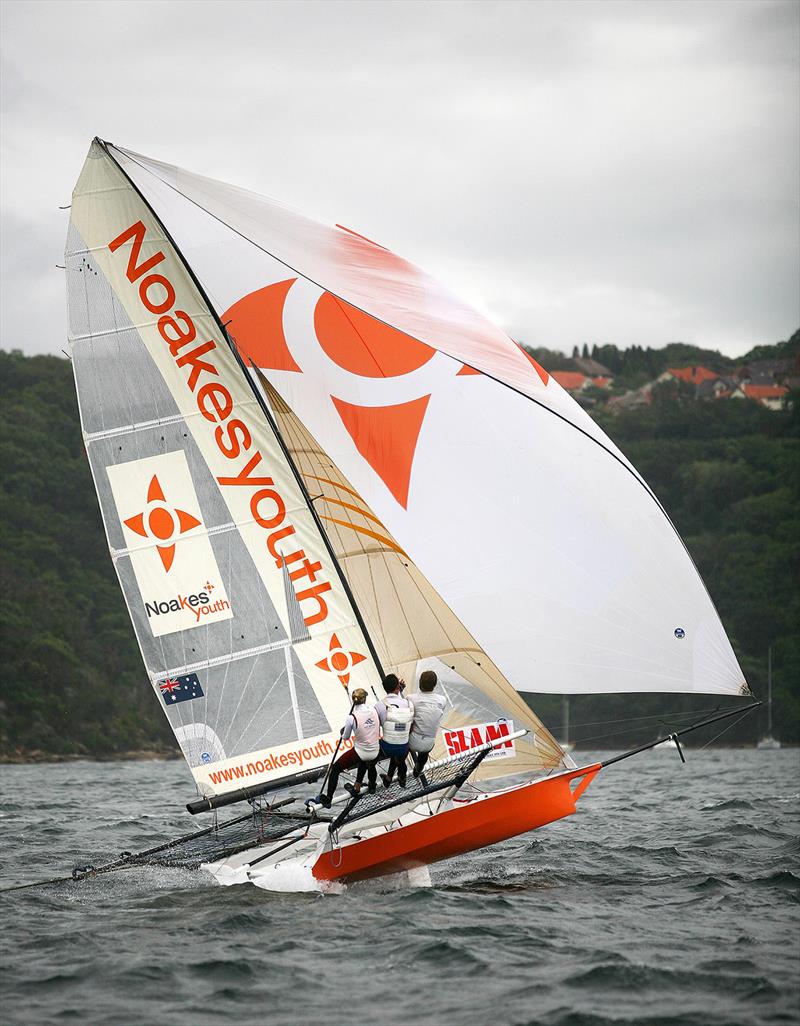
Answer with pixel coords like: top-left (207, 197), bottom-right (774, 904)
top-left (60, 140), bottom-right (756, 888)
top-left (757, 648), bottom-right (781, 750)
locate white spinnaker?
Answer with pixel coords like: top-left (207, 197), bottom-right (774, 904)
top-left (104, 142), bottom-right (747, 697)
top-left (66, 140), bottom-right (382, 796)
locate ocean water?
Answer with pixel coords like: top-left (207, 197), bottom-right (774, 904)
top-left (1, 749), bottom-right (798, 1026)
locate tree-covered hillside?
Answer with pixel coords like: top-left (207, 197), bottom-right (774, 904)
top-left (0, 346), bottom-right (797, 756)
top-left (0, 350), bottom-right (174, 756)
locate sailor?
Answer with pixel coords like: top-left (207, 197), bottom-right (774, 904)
top-left (376, 673), bottom-right (414, 788)
top-left (313, 688), bottom-right (382, 808)
top-left (408, 669), bottom-right (447, 778)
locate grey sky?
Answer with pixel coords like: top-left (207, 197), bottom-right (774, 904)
top-left (1, 0), bottom-right (798, 359)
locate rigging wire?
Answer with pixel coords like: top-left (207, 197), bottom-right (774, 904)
top-left (700, 710), bottom-right (753, 750)
top-left (551, 705), bottom-right (725, 732)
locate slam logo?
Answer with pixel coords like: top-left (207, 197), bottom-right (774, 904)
top-left (107, 451), bottom-right (233, 638)
top-left (443, 719), bottom-right (516, 762)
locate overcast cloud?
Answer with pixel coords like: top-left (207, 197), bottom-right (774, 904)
top-left (1, 0), bottom-right (798, 358)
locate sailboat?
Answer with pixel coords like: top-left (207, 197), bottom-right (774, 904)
top-left (557, 695), bottom-right (575, 753)
top-left (61, 139), bottom-right (755, 888)
top-left (757, 647), bottom-right (781, 750)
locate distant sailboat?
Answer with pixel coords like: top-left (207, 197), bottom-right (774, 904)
top-left (757, 647), bottom-right (781, 750)
top-left (558, 695), bottom-right (575, 753)
top-left (60, 139), bottom-right (757, 887)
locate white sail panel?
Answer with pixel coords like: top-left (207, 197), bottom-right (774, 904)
top-left (97, 143), bottom-right (747, 698)
top-left (106, 451), bottom-right (233, 637)
top-left (67, 141), bottom-right (382, 796)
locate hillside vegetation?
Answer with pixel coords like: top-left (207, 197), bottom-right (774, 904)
top-left (0, 344), bottom-right (797, 756)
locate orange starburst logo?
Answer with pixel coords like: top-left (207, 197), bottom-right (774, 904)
top-left (316, 632), bottom-right (367, 688)
top-left (123, 474), bottom-right (201, 572)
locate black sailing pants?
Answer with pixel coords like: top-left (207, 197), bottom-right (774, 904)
top-left (325, 748), bottom-right (377, 798)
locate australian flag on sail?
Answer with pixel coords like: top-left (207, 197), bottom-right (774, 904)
top-left (158, 673), bottom-right (204, 705)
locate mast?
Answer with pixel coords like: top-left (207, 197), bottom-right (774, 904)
top-left (562, 695), bottom-right (570, 746)
top-left (767, 645), bottom-right (773, 736)
top-left (226, 347), bottom-right (387, 682)
top-left (98, 139), bottom-right (387, 685)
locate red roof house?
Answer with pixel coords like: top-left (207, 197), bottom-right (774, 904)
top-left (552, 371), bottom-right (587, 392)
top-left (666, 366), bottom-right (719, 386)
top-left (741, 384), bottom-right (789, 409)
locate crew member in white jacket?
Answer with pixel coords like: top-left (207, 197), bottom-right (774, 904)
top-left (376, 674), bottom-right (414, 788)
top-left (408, 670), bottom-right (447, 777)
top-left (314, 688), bottom-right (383, 807)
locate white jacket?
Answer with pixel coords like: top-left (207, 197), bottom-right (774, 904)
top-left (409, 691), bottom-right (447, 752)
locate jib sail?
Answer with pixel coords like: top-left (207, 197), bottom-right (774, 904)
top-left (259, 376), bottom-right (566, 780)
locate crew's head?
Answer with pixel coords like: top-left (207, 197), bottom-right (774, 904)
top-left (419, 670), bottom-right (438, 693)
top-left (351, 688), bottom-right (368, 705)
top-left (382, 673), bottom-right (403, 694)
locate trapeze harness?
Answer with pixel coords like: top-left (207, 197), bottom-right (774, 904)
top-left (382, 695), bottom-right (414, 748)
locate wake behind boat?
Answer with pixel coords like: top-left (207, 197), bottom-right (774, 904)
top-left (53, 138), bottom-right (755, 890)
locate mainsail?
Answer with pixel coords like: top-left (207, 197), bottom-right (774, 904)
top-left (100, 142), bottom-right (747, 699)
top-left (66, 141), bottom-right (382, 797)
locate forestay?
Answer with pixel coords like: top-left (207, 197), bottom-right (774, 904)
top-left (104, 142), bottom-right (748, 698)
top-left (66, 140), bottom-right (381, 797)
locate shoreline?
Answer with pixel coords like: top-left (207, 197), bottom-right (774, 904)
top-left (0, 750), bottom-right (181, 764)
top-left (2, 743), bottom-right (791, 765)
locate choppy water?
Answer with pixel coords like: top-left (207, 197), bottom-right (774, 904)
top-left (1, 749), bottom-right (798, 1026)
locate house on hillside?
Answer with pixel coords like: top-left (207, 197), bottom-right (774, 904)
top-left (731, 383), bottom-right (789, 411)
top-left (573, 356), bottom-right (613, 378)
top-left (696, 377), bottom-right (734, 401)
top-left (606, 384), bottom-right (653, 411)
top-left (736, 357), bottom-right (797, 385)
top-left (658, 366), bottom-right (719, 387)
top-left (551, 371), bottom-right (588, 392)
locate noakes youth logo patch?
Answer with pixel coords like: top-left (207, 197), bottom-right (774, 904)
top-left (107, 451), bottom-right (233, 637)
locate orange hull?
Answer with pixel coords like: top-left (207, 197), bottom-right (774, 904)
top-left (312, 764), bottom-right (600, 883)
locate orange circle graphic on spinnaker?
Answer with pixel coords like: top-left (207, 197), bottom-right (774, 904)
top-left (314, 292), bottom-right (435, 378)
